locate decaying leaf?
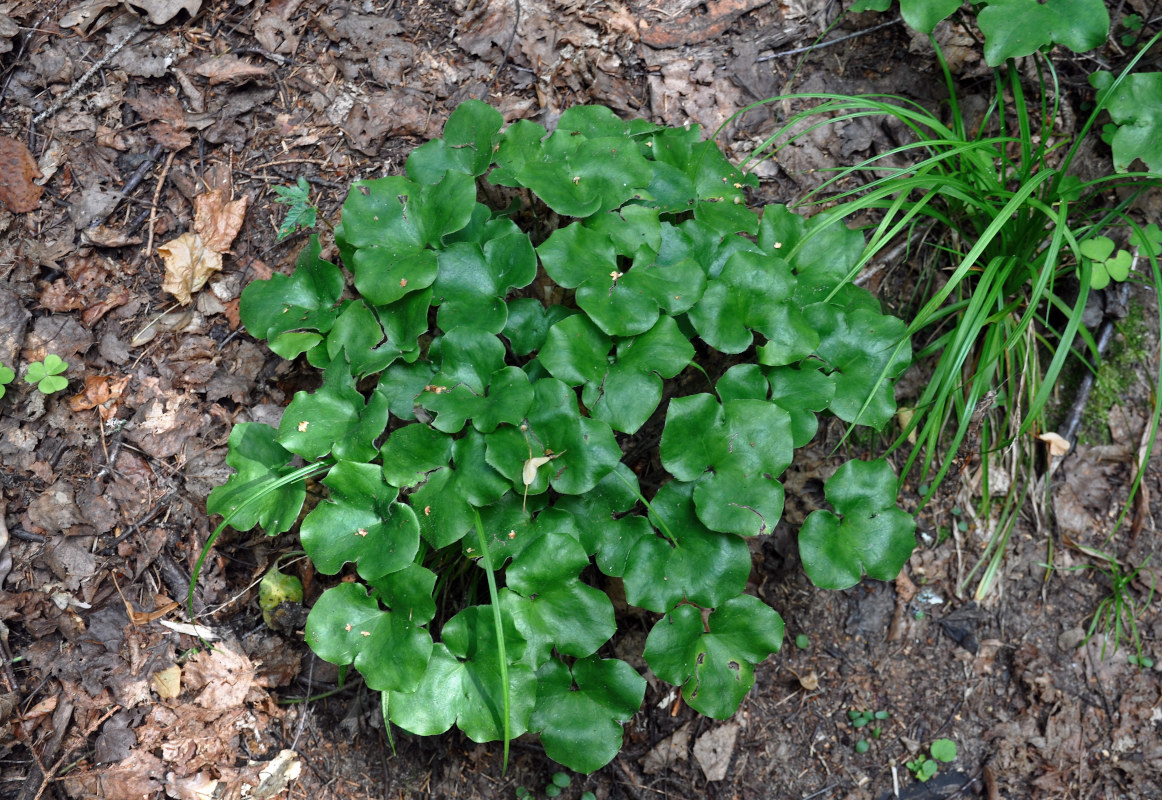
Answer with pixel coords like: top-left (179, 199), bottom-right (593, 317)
top-left (159, 232), bottom-right (222, 305)
top-left (69, 374), bottom-right (131, 420)
top-left (153, 666), bottom-right (181, 699)
top-left (0, 136), bottom-right (44, 213)
top-left (194, 189), bottom-right (248, 253)
top-left (194, 54), bottom-right (270, 85)
top-left (127, 0), bottom-right (203, 25)
top-left (159, 190), bottom-right (248, 304)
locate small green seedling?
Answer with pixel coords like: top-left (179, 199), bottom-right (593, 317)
top-left (907, 738), bottom-right (957, 782)
top-left (272, 177), bottom-right (317, 241)
top-left (849, 709), bottom-right (889, 752)
top-left (544, 772), bottom-right (571, 797)
top-left (795, 634), bottom-right (810, 649)
top-left (1120, 14), bottom-right (1144, 46)
top-left (24, 355), bottom-right (68, 394)
top-left (0, 364), bottom-right (14, 400)
top-left (1127, 654), bottom-right (1154, 668)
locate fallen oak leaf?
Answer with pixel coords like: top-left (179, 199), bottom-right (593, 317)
top-left (159, 231), bottom-right (222, 305)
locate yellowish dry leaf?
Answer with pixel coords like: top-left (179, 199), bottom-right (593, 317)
top-left (153, 665), bottom-right (182, 699)
top-left (159, 231), bottom-right (222, 305)
top-left (194, 189), bottom-right (248, 254)
top-left (1038, 431), bottom-right (1071, 457)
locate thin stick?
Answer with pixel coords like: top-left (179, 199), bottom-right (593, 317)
top-left (32, 25), bottom-right (142, 125)
top-left (144, 150), bottom-right (176, 260)
top-left (758, 17), bottom-right (903, 62)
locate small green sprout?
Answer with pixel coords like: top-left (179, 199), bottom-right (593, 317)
top-left (272, 177), bottom-right (317, 240)
top-left (24, 354), bottom-right (69, 394)
top-left (907, 738), bottom-right (957, 782)
top-left (0, 364), bottom-right (14, 399)
top-left (795, 634), bottom-right (810, 649)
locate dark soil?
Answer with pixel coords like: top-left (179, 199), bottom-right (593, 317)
top-left (1, 2), bottom-right (1160, 800)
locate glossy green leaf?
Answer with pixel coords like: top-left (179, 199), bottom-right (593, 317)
top-left (240, 236), bottom-right (341, 359)
top-left (515, 132), bottom-right (653, 217)
top-left (207, 423), bottom-right (306, 534)
top-left (643, 594), bottom-right (783, 719)
top-left (489, 119), bottom-right (549, 186)
top-left (406, 99), bottom-right (504, 183)
top-left (368, 563), bottom-right (437, 625)
top-left (381, 424), bottom-right (453, 488)
top-left (277, 367), bottom-right (386, 462)
top-left (799, 459), bottom-right (916, 590)
top-left (503, 531), bottom-right (616, 664)
top-left (421, 365), bottom-right (534, 434)
top-left (336, 172), bottom-right (476, 305)
top-left (688, 250), bottom-right (817, 360)
top-left (660, 395), bottom-right (793, 535)
top-left (432, 236), bottom-right (537, 334)
top-left (387, 607), bottom-right (535, 742)
top-left (413, 431), bottom-right (510, 548)
top-left (979, 0), bottom-right (1108, 65)
top-left (304, 582), bottom-right (433, 693)
top-left (899, 0), bottom-right (961, 33)
top-left (1090, 71), bottom-right (1162, 174)
top-left (553, 463), bottom-right (651, 577)
top-left (767, 364), bottom-right (835, 448)
top-left (808, 304), bottom-right (909, 429)
top-left (503, 299), bottom-right (576, 356)
top-left (623, 481), bottom-right (752, 612)
top-left (529, 656), bottom-right (647, 773)
top-left (300, 461), bottom-right (420, 581)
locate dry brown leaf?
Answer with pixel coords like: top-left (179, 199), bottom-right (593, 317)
top-left (40, 278), bottom-right (86, 312)
top-left (81, 287), bottom-right (132, 327)
top-left (153, 666), bottom-right (181, 699)
top-left (194, 190), bottom-right (248, 253)
top-left (126, 92), bottom-right (186, 124)
top-left (128, 0), bottom-right (203, 25)
top-left (194, 54), bottom-right (270, 85)
top-left (0, 136), bottom-right (44, 213)
top-left (69, 374), bottom-right (131, 420)
top-left (159, 231), bottom-right (222, 304)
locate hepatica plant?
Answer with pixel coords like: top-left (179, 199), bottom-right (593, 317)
top-left (206, 101), bottom-right (916, 773)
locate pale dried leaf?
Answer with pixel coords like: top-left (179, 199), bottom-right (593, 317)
top-left (129, 0), bottom-right (203, 25)
top-left (693, 722), bottom-right (739, 781)
top-left (159, 231), bottom-right (222, 304)
top-left (153, 666), bottom-right (181, 699)
top-left (194, 190), bottom-right (248, 253)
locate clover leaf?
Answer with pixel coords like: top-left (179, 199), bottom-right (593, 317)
top-left (799, 459), bottom-right (916, 590)
top-left (1130, 222), bottom-right (1162, 257)
top-left (529, 656), bottom-right (647, 774)
top-left (1079, 236), bottom-right (1133, 290)
top-left (0, 364), bottom-right (15, 399)
top-left (643, 594), bottom-right (783, 719)
top-left (24, 354), bottom-right (69, 394)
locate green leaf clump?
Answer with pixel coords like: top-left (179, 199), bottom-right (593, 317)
top-left (208, 99), bottom-right (915, 774)
top-left (24, 354), bottom-right (69, 394)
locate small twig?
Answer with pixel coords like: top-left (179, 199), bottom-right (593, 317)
top-left (144, 150), bottom-right (176, 259)
top-left (758, 17), bottom-right (903, 61)
top-left (90, 143), bottom-right (163, 229)
top-left (290, 654), bottom-right (315, 752)
top-left (32, 24), bottom-right (142, 126)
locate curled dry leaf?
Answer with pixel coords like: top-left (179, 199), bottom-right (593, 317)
top-left (194, 54), bottom-right (270, 85)
top-left (0, 136), bottom-right (44, 213)
top-left (159, 232), bottom-right (222, 305)
top-left (159, 190), bottom-right (248, 304)
top-left (69, 374), bottom-right (131, 420)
